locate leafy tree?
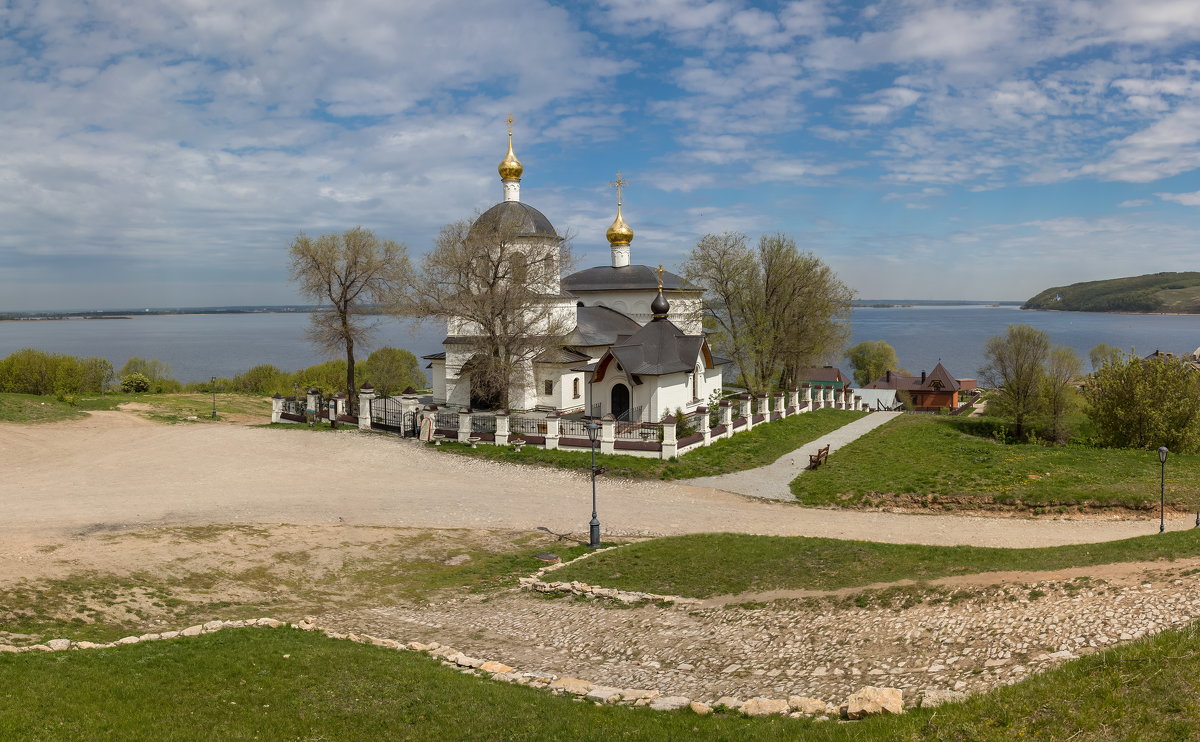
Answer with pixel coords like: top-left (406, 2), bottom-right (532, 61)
top-left (80, 357), bottom-right (114, 394)
top-left (1085, 354), bottom-right (1200, 453)
top-left (232, 364), bottom-right (288, 395)
top-left (289, 227), bottom-right (411, 400)
top-left (1089, 343), bottom-right (1125, 372)
top-left (846, 340), bottom-right (908, 387)
top-left (979, 324), bottom-right (1050, 440)
top-left (682, 233), bottom-right (853, 395)
top-left (1040, 345), bottom-right (1083, 444)
top-left (120, 372), bottom-right (151, 393)
top-left (361, 347), bottom-right (425, 396)
top-left (400, 215), bottom-right (574, 409)
top-left (293, 360), bottom-right (349, 396)
top-left (0, 348), bottom-right (57, 395)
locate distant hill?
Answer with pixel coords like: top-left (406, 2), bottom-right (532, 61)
top-left (1023, 272), bottom-right (1200, 313)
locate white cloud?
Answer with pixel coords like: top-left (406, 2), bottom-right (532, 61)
top-left (1156, 190), bottom-right (1200, 205)
top-left (1119, 199), bottom-right (1150, 207)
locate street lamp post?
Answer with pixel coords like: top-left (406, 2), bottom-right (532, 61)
top-left (585, 421), bottom-right (601, 549)
top-left (1159, 446), bottom-right (1169, 534)
top-left (210, 376), bottom-right (217, 420)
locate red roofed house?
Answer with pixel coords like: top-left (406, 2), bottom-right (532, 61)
top-left (865, 362), bottom-right (976, 412)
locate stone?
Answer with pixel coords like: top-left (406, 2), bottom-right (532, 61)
top-left (648, 696), bottom-right (691, 712)
top-left (920, 689), bottom-right (968, 708)
top-left (714, 696), bottom-right (741, 710)
top-left (46, 639), bottom-right (71, 651)
top-left (75, 641), bottom-right (102, 650)
top-left (549, 678), bottom-right (594, 696)
top-left (619, 689), bottom-right (659, 702)
top-left (689, 702), bottom-right (713, 715)
top-left (452, 654), bottom-right (485, 669)
top-left (407, 642), bottom-right (431, 651)
top-left (370, 637), bottom-right (401, 649)
top-left (585, 686), bottom-right (622, 703)
top-left (116, 636), bottom-right (140, 645)
top-left (789, 696), bottom-right (827, 715)
top-left (676, 663), bottom-right (694, 671)
top-left (181, 625), bottom-right (204, 637)
top-left (740, 698), bottom-right (790, 717)
top-left (202, 620), bottom-right (224, 632)
top-left (845, 686), bottom-right (904, 719)
top-left (984, 658), bottom-right (1009, 668)
top-left (480, 661), bottom-right (514, 674)
top-left (160, 631), bottom-right (179, 640)
top-left (139, 633), bottom-right (161, 642)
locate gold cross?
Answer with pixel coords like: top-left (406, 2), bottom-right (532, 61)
top-left (608, 171), bottom-right (628, 206)
top-left (655, 263), bottom-right (665, 290)
top-left (506, 113), bottom-right (514, 137)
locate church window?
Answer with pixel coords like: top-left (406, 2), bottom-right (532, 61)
top-left (573, 378), bottom-right (581, 398)
top-left (693, 365), bottom-right (701, 401)
top-left (544, 379), bottom-right (554, 396)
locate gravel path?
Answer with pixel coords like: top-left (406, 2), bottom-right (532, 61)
top-left (684, 411), bottom-right (903, 500)
top-left (0, 411), bottom-right (1187, 549)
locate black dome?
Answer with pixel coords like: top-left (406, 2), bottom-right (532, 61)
top-left (468, 201), bottom-right (558, 240)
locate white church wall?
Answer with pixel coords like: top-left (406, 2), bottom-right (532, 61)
top-left (574, 290), bottom-right (704, 333)
top-left (430, 361), bottom-right (447, 402)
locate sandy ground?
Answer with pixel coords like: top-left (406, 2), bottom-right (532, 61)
top-left (2, 408), bottom-right (1188, 561)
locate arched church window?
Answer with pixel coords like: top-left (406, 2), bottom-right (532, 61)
top-left (544, 379), bottom-right (553, 396)
top-left (693, 364), bottom-right (702, 401)
top-left (573, 378), bottom-right (581, 399)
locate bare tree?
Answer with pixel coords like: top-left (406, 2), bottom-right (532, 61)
top-left (289, 227), bottom-right (410, 399)
top-left (979, 324), bottom-right (1050, 440)
top-left (682, 233), bottom-right (853, 395)
top-left (1041, 344), bottom-right (1083, 444)
top-left (399, 214), bottom-right (575, 410)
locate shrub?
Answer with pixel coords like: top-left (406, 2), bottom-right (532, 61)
top-left (120, 372), bottom-right (152, 393)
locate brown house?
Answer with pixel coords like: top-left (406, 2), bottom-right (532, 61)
top-left (865, 362), bottom-right (975, 412)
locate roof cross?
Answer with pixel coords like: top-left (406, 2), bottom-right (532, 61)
top-left (506, 113), bottom-right (514, 137)
top-left (609, 171), bottom-right (628, 206)
top-left (655, 263), bottom-right (665, 290)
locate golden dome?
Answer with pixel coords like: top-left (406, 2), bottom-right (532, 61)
top-left (606, 203), bottom-right (633, 246)
top-left (498, 131), bottom-right (523, 181)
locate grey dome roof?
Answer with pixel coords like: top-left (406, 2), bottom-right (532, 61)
top-left (563, 265), bottom-right (698, 292)
top-left (468, 201), bottom-right (558, 240)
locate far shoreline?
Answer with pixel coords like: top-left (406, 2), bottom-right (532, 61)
top-left (1020, 307), bottom-right (1200, 317)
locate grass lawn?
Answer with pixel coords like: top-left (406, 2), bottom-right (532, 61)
top-left (0, 393), bottom-right (86, 423)
top-left (549, 530), bottom-right (1200, 598)
top-left (3, 624), bottom-right (1200, 741)
top-left (0, 391), bottom-right (271, 424)
top-left (433, 408), bottom-right (866, 480)
top-left (793, 414), bottom-right (1200, 510)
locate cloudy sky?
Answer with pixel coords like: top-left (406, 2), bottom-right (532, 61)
top-left (3, 0), bottom-right (1200, 310)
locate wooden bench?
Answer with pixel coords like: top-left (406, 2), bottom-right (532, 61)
top-left (808, 444), bottom-right (830, 469)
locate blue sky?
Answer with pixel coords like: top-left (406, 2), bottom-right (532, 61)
top-left (3, 0), bottom-right (1200, 310)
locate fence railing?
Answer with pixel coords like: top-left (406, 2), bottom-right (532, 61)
top-left (614, 421), bottom-right (661, 441)
top-left (559, 418), bottom-right (590, 438)
top-left (435, 410), bottom-right (459, 429)
top-left (510, 417), bottom-right (548, 436)
top-left (470, 415), bottom-right (496, 433)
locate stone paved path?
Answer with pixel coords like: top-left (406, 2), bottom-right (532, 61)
top-left (684, 411), bottom-right (903, 500)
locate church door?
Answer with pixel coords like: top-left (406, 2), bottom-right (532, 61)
top-left (611, 383), bottom-right (630, 421)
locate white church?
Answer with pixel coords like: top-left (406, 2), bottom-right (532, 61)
top-left (424, 126), bottom-right (728, 423)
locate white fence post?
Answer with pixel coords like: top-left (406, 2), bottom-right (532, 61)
top-left (457, 410), bottom-right (471, 443)
top-left (358, 385), bottom-right (375, 431)
top-left (544, 414), bottom-right (561, 450)
top-left (495, 410), bottom-right (510, 445)
top-left (661, 415), bottom-right (678, 459)
top-left (719, 400), bottom-right (733, 438)
top-left (271, 394), bottom-right (283, 423)
top-left (600, 416), bottom-right (615, 455)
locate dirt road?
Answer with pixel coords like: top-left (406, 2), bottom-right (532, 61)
top-left (1, 410), bottom-right (1183, 550)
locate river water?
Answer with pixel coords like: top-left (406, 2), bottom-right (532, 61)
top-left (0, 306), bottom-right (1197, 384)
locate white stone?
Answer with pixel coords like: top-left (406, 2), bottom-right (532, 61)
top-left (740, 698), bottom-right (790, 717)
top-left (845, 687), bottom-right (904, 719)
top-left (648, 696), bottom-right (691, 712)
top-left (46, 639), bottom-right (71, 651)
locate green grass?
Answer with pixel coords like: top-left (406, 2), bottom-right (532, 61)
top-left (793, 414), bottom-right (1200, 510)
top-left (0, 393), bottom-right (87, 423)
top-left (549, 530), bottom-right (1200, 598)
top-left (0, 392), bottom-right (272, 424)
top-left (434, 408), bottom-right (866, 480)
top-left (3, 624), bottom-right (1200, 740)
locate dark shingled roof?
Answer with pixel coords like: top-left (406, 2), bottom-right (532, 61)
top-left (566, 305), bottom-right (642, 346)
top-left (607, 318), bottom-right (705, 376)
top-left (535, 347), bottom-right (592, 364)
top-left (867, 362), bottom-right (962, 392)
top-left (794, 366), bottom-right (847, 384)
top-left (422, 351), bottom-right (447, 360)
top-left (562, 265), bottom-right (698, 292)
top-left (468, 201), bottom-right (558, 239)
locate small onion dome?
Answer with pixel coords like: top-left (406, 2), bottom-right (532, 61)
top-left (606, 203), bottom-right (633, 246)
top-left (498, 134), bottom-right (523, 181)
top-left (360, 382), bottom-right (374, 391)
top-left (650, 288), bottom-right (670, 318)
